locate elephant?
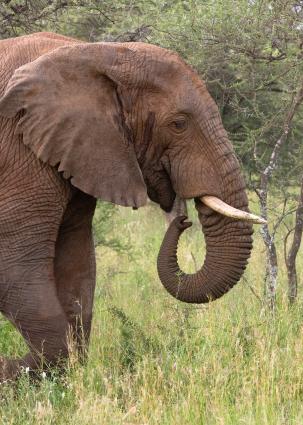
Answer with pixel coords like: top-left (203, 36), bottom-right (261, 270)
top-left (0, 32), bottom-right (264, 381)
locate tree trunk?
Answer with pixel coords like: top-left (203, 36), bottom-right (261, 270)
top-left (257, 81), bottom-right (303, 308)
top-left (286, 176), bottom-right (303, 304)
top-left (259, 179), bottom-right (278, 309)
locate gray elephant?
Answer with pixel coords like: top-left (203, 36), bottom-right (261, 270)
top-left (0, 32), bottom-right (263, 381)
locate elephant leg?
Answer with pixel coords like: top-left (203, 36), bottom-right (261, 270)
top-left (0, 258), bottom-right (71, 381)
top-left (54, 191), bottom-right (97, 362)
top-left (0, 157), bottom-right (72, 381)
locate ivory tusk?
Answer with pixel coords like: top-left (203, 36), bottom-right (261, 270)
top-left (201, 195), bottom-right (267, 224)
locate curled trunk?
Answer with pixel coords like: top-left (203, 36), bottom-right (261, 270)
top-left (157, 202), bottom-right (253, 303)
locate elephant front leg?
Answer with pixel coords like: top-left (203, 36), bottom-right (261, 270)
top-left (0, 262), bottom-right (70, 382)
top-left (0, 181), bottom-right (72, 381)
top-left (54, 192), bottom-right (97, 363)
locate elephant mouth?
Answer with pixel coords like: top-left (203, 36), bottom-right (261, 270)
top-left (148, 189), bottom-right (176, 213)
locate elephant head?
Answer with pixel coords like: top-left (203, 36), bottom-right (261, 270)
top-left (0, 40), bottom-right (263, 304)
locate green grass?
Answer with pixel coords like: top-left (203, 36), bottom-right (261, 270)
top-left (0, 198), bottom-right (303, 424)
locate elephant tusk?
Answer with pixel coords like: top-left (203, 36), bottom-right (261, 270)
top-left (201, 195), bottom-right (267, 224)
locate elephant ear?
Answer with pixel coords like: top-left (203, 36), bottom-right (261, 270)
top-left (0, 44), bottom-right (147, 208)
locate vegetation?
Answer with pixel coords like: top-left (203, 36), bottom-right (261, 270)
top-left (0, 1), bottom-right (303, 423)
top-left (0, 201), bottom-right (303, 424)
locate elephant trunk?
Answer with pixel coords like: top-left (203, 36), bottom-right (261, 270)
top-left (157, 197), bottom-right (253, 304)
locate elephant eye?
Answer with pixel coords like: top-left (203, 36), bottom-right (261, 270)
top-left (169, 116), bottom-right (188, 133)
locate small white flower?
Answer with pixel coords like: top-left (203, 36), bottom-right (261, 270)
top-left (41, 371), bottom-right (47, 379)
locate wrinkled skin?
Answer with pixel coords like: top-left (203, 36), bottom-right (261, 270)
top-left (0, 32), bottom-right (253, 381)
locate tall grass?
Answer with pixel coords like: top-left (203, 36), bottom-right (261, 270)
top-left (0, 198), bottom-right (302, 424)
